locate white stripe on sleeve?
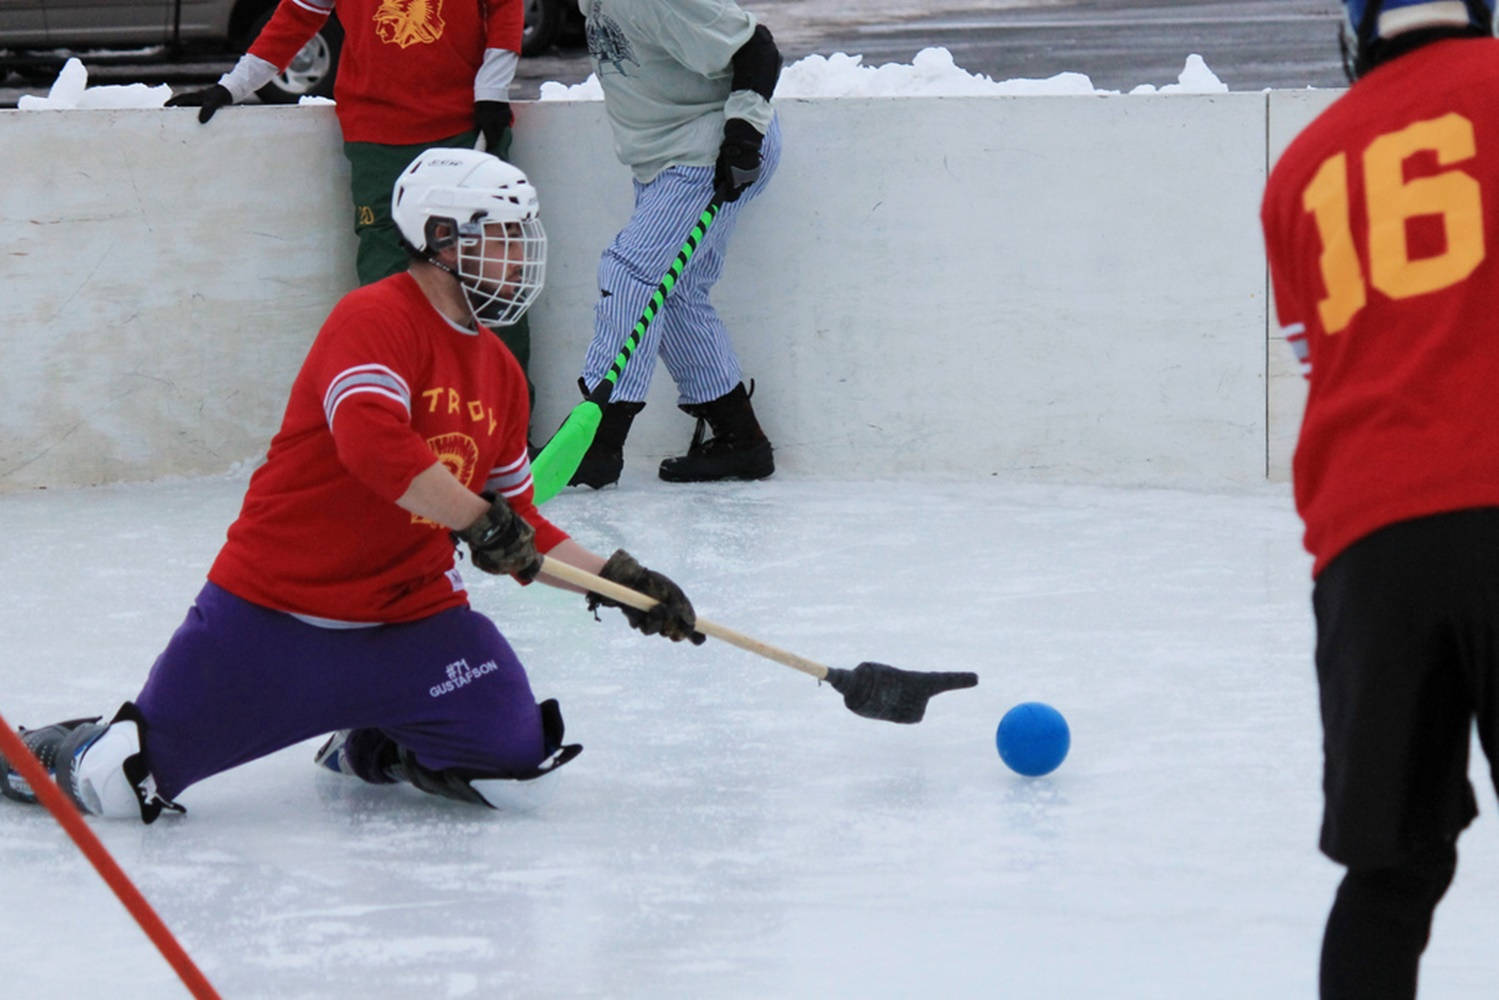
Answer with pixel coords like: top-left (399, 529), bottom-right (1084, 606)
top-left (484, 448), bottom-right (534, 497)
top-left (1282, 323), bottom-right (1310, 379)
top-left (323, 364), bottom-right (412, 430)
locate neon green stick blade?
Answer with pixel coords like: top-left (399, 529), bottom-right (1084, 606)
top-left (531, 401), bottom-right (604, 504)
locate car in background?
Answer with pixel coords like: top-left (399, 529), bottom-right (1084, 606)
top-left (0, 0), bottom-right (579, 102)
top-left (524, 0), bottom-right (585, 57)
top-left (0, 0), bottom-right (340, 101)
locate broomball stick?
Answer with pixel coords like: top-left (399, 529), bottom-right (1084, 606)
top-left (531, 199), bottom-right (724, 504)
top-left (540, 556), bottom-right (979, 724)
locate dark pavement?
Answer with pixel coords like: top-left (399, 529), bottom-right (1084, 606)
top-left (521, 0), bottom-right (1347, 97)
top-left (1, 0), bottom-right (1348, 106)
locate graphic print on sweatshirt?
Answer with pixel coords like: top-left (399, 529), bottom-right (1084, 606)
top-left (406, 383), bottom-right (507, 528)
top-left (585, 1), bottom-right (636, 75)
top-left (374, 0), bottom-right (445, 48)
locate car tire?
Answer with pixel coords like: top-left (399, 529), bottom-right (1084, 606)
top-left (522, 0), bottom-right (565, 57)
top-left (559, 5), bottom-right (587, 48)
top-left (251, 11), bottom-right (342, 104)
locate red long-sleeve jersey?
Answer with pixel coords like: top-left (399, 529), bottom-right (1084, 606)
top-left (248, 0), bottom-right (522, 143)
top-left (210, 272), bottom-right (564, 623)
top-left (1261, 38), bottom-right (1499, 577)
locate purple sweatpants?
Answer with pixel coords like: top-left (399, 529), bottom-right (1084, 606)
top-left (134, 583), bottom-right (547, 800)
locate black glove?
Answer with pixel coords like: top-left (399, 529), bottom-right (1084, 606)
top-left (165, 84), bottom-right (234, 124)
top-left (587, 549), bottom-right (706, 644)
top-left (474, 100), bottom-right (513, 154)
top-left (459, 494), bottom-right (541, 581)
top-left (714, 118), bottom-right (764, 202)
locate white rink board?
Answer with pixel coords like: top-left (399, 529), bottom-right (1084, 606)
top-left (512, 94), bottom-right (1270, 488)
top-left (1264, 87), bottom-right (1344, 482)
top-left (6, 93), bottom-right (1282, 491)
top-left (0, 107), bottom-right (357, 491)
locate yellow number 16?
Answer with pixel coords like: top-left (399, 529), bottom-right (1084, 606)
top-left (1301, 112), bottom-right (1486, 334)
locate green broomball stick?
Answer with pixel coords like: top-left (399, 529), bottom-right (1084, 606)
top-left (530, 199), bottom-right (723, 503)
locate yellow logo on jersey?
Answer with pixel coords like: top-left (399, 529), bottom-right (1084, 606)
top-left (421, 386), bottom-right (498, 435)
top-left (373, 0), bottom-right (445, 48)
top-left (428, 431), bottom-right (479, 488)
top-left (411, 431), bottom-right (479, 527)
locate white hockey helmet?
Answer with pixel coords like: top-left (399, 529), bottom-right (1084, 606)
top-left (391, 148), bottom-right (546, 328)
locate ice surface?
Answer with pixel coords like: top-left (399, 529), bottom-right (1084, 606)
top-left (2, 472), bottom-right (1496, 998)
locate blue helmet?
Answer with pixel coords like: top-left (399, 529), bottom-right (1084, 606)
top-left (1342, 0), bottom-right (1496, 77)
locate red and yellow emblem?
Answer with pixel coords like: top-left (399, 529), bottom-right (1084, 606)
top-left (411, 431), bottom-right (479, 528)
top-left (373, 0), bottom-right (445, 48)
top-left (427, 431), bottom-right (479, 487)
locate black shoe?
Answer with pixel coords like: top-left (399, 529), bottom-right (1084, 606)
top-left (0, 717), bottom-right (103, 804)
top-left (569, 447), bottom-right (624, 489)
top-left (659, 436), bottom-right (774, 482)
top-left (314, 728), bottom-right (401, 784)
top-left (567, 397), bottom-right (645, 490)
top-left (659, 382), bottom-right (774, 483)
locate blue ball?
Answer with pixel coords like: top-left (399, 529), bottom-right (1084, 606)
top-left (996, 702), bottom-right (1070, 776)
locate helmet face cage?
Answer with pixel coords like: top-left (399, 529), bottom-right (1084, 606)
top-left (391, 149), bottom-right (547, 328)
top-left (453, 214), bottom-right (547, 328)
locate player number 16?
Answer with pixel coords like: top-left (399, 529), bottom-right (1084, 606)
top-left (1301, 111), bottom-right (1486, 334)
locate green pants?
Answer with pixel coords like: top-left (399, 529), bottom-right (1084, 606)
top-left (344, 129), bottom-right (531, 376)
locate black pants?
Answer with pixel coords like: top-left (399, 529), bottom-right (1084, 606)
top-left (1312, 508), bottom-right (1499, 998)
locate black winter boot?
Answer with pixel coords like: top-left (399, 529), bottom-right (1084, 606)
top-left (659, 381), bottom-right (774, 482)
top-left (568, 387), bottom-right (646, 489)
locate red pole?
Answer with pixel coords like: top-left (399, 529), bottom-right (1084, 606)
top-left (0, 710), bottom-right (221, 999)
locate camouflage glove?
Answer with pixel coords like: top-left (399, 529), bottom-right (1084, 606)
top-left (459, 494), bottom-right (541, 581)
top-left (587, 549), bottom-right (706, 644)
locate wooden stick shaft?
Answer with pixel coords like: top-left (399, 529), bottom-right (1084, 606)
top-left (540, 556), bottom-right (830, 680)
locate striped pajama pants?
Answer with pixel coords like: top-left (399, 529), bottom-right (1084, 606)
top-left (580, 115), bottom-right (783, 406)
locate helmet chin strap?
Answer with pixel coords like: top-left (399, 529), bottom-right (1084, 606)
top-left (411, 250), bottom-right (483, 328)
top-left (426, 252), bottom-right (457, 279)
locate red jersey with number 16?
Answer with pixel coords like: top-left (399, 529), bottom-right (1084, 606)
top-left (1261, 38), bottom-right (1499, 577)
top-left (209, 272), bottom-right (565, 623)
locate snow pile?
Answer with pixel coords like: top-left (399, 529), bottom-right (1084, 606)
top-left (537, 47), bottom-right (1229, 101)
top-left (1129, 53), bottom-right (1229, 95)
top-left (772, 47), bottom-right (1101, 98)
top-left (537, 74), bottom-right (604, 102)
top-left (19, 48), bottom-right (1230, 110)
top-left (17, 57), bottom-right (171, 110)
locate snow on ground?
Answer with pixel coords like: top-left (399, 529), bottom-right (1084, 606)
top-left (542, 47), bottom-right (1226, 100)
top-left (3, 471), bottom-right (1497, 998)
top-left (17, 47), bottom-right (1228, 110)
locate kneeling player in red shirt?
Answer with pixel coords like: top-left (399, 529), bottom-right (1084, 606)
top-left (1, 148), bottom-right (703, 819)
